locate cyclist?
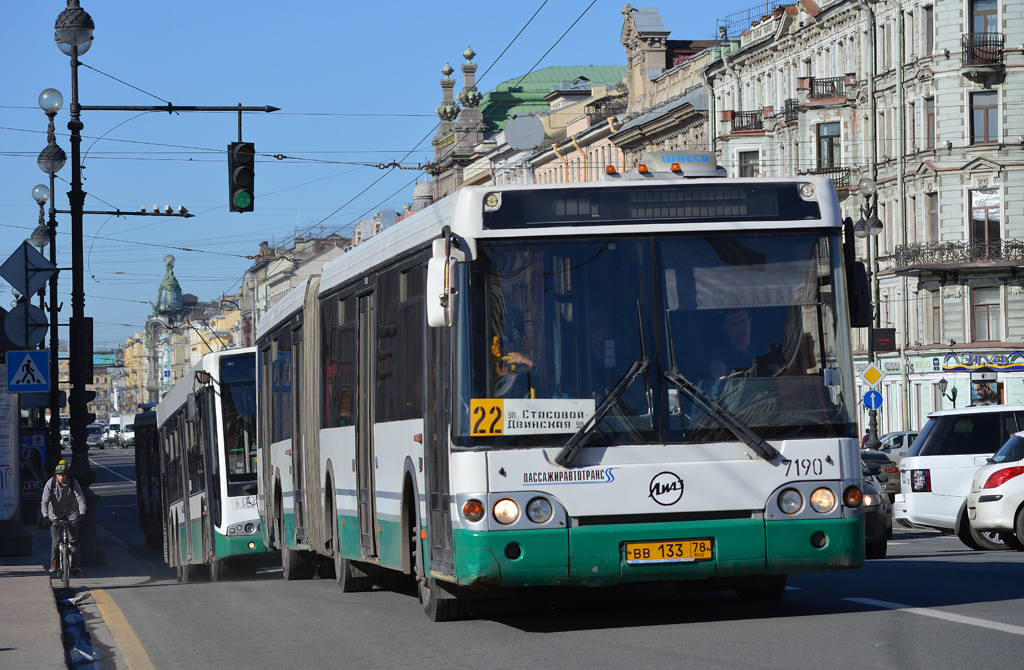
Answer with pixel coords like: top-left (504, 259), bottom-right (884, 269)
top-left (40, 460), bottom-right (86, 575)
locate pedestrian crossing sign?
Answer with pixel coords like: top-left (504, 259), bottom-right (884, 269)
top-left (6, 350), bottom-right (50, 393)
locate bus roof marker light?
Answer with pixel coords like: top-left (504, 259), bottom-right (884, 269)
top-left (605, 165), bottom-right (617, 175)
top-left (637, 164), bottom-right (649, 174)
top-left (799, 183), bottom-right (816, 200)
top-left (670, 162), bottom-right (682, 172)
top-left (483, 192), bottom-right (501, 212)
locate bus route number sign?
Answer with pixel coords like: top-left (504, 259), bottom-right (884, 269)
top-left (470, 398), bottom-right (596, 437)
top-left (624, 538), bottom-right (714, 565)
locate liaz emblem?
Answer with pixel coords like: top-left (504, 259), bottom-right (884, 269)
top-left (648, 472), bottom-right (684, 506)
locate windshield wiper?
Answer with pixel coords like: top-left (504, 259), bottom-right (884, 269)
top-left (663, 368), bottom-right (779, 462)
top-left (555, 357), bottom-right (649, 467)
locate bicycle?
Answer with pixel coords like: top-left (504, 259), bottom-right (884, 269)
top-left (52, 518), bottom-right (75, 588)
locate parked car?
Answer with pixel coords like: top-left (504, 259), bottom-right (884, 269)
top-left (967, 430), bottom-right (1024, 551)
top-left (861, 450), bottom-right (900, 495)
top-left (876, 431), bottom-right (919, 463)
top-left (895, 404), bottom-right (1024, 550)
top-left (86, 423), bottom-right (105, 450)
top-left (59, 416), bottom-right (70, 447)
top-left (862, 461), bottom-right (892, 560)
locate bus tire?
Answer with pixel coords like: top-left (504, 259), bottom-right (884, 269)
top-left (421, 577), bottom-right (470, 622)
top-left (735, 575), bottom-right (787, 602)
top-left (210, 560), bottom-right (231, 582)
top-left (282, 542), bottom-right (315, 580)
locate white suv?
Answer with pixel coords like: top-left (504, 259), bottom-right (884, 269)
top-left (966, 431), bottom-right (1024, 551)
top-left (895, 404), bottom-right (1024, 550)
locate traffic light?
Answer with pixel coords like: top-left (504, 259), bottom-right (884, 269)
top-left (228, 141), bottom-right (255, 212)
top-left (83, 390), bottom-right (97, 426)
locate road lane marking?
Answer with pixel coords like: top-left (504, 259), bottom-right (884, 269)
top-left (89, 458), bottom-right (135, 483)
top-left (846, 597), bottom-right (1024, 636)
top-left (92, 588), bottom-right (158, 670)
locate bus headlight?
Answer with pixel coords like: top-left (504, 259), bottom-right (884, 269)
top-left (778, 489), bottom-right (803, 514)
top-left (228, 526), bottom-right (236, 535)
top-left (245, 523), bottom-right (255, 534)
top-left (493, 498), bottom-right (520, 525)
top-left (810, 487), bottom-right (836, 513)
top-left (462, 499), bottom-right (485, 522)
top-left (526, 497), bottom-right (553, 524)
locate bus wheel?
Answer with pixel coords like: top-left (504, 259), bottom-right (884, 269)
top-left (337, 557), bottom-right (374, 593)
top-left (179, 564), bottom-right (205, 583)
top-left (421, 577), bottom-right (470, 622)
top-left (210, 560), bottom-right (231, 582)
top-left (282, 542), bottom-right (315, 580)
top-left (735, 575), bottom-right (787, 602)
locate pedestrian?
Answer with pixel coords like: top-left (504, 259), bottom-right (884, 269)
top-left (40, 460), bottom-right (86, 575)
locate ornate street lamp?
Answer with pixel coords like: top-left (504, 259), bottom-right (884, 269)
top-left (53, 0), bottom-right (104, 565)
top-left (36, 87), bottom-right (66, 479)
top-left (938, 378), bottom-right (958, 409)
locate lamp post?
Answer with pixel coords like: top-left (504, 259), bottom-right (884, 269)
top-left (938, 378), bottom-right (958, 409)
top-left (36, 87), bottom-right (66, 475)
top-left (854, 177), bottom-right (883, 451)
top-left (54, 0), bottom-right (104, 566)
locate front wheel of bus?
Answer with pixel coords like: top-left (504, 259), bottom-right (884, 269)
top-left (735, 575), bottom-right (787, 602)
top-left (210, 559), bottom-right (231, 582)
top-left (420, 577), bottom-right (470, 622)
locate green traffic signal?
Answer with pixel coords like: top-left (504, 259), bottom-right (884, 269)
top-left (227, 141), bottom-right (255, 212)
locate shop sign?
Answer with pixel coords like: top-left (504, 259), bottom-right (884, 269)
top-left (942, 351), bottom-right (1024, 372)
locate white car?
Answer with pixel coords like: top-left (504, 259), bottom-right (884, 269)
top-left (966, 431), bottom-right (1024, 551)
top-left (895, 404), bottom-right (1024, 550)
top-left (119, 424), bottom-right (135, 447)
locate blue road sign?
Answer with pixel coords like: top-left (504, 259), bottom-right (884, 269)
top-left (864, 389), bottom-right (883, 411)
top-left (6, 350), bottom-right (50, 393)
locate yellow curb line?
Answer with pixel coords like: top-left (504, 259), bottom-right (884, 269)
top-left (92, 588), bottom-right (158, 670)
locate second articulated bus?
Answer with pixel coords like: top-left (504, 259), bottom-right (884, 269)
top-left (256, 152), bottom-right (871, 620)
top-left (156, 348), bottom-right (272, 581)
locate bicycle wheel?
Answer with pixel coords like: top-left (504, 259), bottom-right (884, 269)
top-left (60, 531), bottom-right (71, 588)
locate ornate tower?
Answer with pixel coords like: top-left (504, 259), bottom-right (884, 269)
top-left (455, 45), bottom-right (485, 153)
top-left (154, 254), bottom-right (183, 318)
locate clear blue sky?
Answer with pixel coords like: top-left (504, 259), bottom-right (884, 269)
top-left (0, 1), bottom-right (758, 348)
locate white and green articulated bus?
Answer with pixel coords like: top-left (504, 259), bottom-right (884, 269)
top-left (156, 347), bottom-right (272, 581)
top-left (255, 152), bottom-right (872, 620)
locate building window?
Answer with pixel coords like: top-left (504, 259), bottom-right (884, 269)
top-left (927, 192), bottom-right (939, 241)
top-left (817, 122), bottom-right (841, 169)
top-left (972, 0), bottom-right (998, 34)
top-left (970, 188), bottom-right (1000, 255)
top-left (925, 98), bottom-right (935, 149)
top-left (931, 303), bottom-right (941, 344)
top-left (972, 287), bottom-right (1000, 342)
top-left (738, 151), bottom-right (759, 177)
top-left (971, 91), bottom-right (998, 144)
top-left (923, 5), bottom-right (934, 56)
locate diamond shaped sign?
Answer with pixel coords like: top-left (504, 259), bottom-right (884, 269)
top-left (0, 241), bottom-right (55, 298)
top-left (860, 363), bottom-right (886, 387)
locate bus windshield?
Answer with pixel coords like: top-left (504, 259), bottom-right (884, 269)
top-left (455, 230), bottom-right (854, 448)
top-left (219, 353), bottom-right (258, 484)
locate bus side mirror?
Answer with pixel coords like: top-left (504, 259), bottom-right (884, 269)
top-left (426, 256), bottom-right (459, 327)
top-left (847, 261), bottom-right (871, 328)
top-left (186, 393), bottom-right (198, 423)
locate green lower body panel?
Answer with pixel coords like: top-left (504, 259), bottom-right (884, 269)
top-left (213, 532), bottom-right (272, 560)
top-left (449, 516), bottom-right (864, 589)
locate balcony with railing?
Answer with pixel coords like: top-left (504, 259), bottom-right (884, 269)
top-left (809, 77), bottom-right (846, 100)
top-left (805, 166), bottom-right (852, 189)
top-left (894, 239), bottom-right (1024, 272)
top-left (732, 110), bottom-right (764, 132)
top-left (783, 98), bottom-right (799, 122)
top-left (962, 33), bottom-right (1004, 68)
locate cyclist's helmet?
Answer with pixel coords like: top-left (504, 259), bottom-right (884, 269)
top-left (55, 460), bottom-right (69, 475)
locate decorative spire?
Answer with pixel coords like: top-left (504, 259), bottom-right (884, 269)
top-left (154, 254), bottom-right (183, 316)
top-left (459, 46), bottom-right (482, 109)
top-left (436, 61), bottom-right (460, 122)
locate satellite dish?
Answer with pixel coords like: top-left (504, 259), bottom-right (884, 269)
top-left (505, 115), bottom-right (545, 151)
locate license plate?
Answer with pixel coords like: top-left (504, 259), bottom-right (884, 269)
top-left (624, 538), bottom-right (714, 565)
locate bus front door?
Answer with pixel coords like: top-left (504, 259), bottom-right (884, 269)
top-left (357, 293), bottom-right (378, 558)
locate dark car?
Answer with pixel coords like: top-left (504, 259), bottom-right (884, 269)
top-left (861, 450), bottom-right (900, 495)
top-left (863, 462), bottom-right (892, 559)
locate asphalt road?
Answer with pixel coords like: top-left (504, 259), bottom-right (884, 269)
top-left (81, 447), bottom-right (1024, 670)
